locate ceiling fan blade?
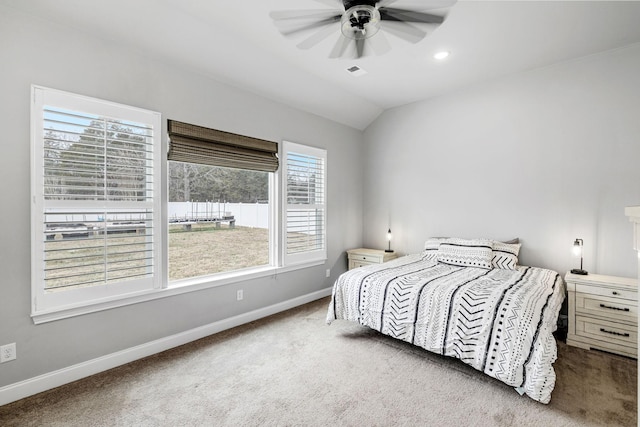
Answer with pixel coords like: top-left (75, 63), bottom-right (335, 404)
top-left (270, 9), bottom-right (340, 21)
top-left (367, 30), bottom-right (391, 56)
top-left (311, 0), bottom-right (342, 7)
top-left (275, 14), bottom-right (343, 36)
top-left (329, 34), bottom-right (351, 59)
top-left (296, 22), bottom-right (341, 50)
top-left (376, 0), bottom-right (398, 7)
top-left (379, 8), bottom-right (444, 24)
top-left (378, 0), bottom-right (456, 10)
top-left (380, 20), bottom-right (427, 43)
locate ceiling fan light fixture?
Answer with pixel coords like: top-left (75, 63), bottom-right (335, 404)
top-left (341, 5), bottom-right (381, 40)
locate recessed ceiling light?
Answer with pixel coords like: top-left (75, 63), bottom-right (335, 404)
top-left (433, 51), bottom-right (450, 60)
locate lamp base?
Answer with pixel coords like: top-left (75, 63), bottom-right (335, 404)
top-left (570, 268), bottom-right (588, 275)
top-left (384, 249), bottom-right (394, 253)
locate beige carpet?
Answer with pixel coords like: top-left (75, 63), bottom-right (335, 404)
top-left (0, 297), bottom-right (636, 426)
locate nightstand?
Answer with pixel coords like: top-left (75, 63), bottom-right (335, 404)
top-left (347, 248), bottom-right (398, 270)
top-left (565, 272), bottom-right (638, 358)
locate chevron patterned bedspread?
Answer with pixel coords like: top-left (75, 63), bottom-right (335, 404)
top-left (326, 253), bottom-right (565, 404)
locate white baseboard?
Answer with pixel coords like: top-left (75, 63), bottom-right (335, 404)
top-left (0, 287), bottom-right (332, 407)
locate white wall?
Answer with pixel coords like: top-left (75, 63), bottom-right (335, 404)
top-left (363, 44), bottom-right (640, 278)
top-left (0, 6), bottom-right (363, 391)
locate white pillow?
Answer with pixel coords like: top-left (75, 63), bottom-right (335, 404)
top-left (423, 238), bottom-right (447, 260)
top-left (437, 238), bottom-right (493, 269)
top-left (491, 241), bottom-right (521, 270)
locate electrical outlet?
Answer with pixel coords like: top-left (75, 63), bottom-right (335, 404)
top-left (0, 343), bottom-right (16, 363)
top-left (326, 269), bottom-right (331, 278)
top-left (237, 289), bottom-right (243, 301)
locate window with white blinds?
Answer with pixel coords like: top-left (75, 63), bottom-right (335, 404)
top-left (31, 86), bottom-right (161, 316)
top-left (282, 141), bottom-right (326, 265)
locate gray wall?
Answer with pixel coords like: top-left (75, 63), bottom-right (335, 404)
top-left (0, 7), bottom-right (363, 388)
top-left (363, 44), bottom-right (640, 278)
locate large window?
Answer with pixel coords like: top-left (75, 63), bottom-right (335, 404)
top-left (166, 120), bottom-right (279, 282)
top-left (167, 163), bottom-right (271, 281)
top-left (166, 139), bottom-right (328, 279)
top-left (31, 86), bottom-right (162, 316)
top-left (31, 90), bottom-right (327, 322)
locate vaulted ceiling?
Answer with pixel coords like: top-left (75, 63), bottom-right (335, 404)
top-left (4, 0), bottom-right (640, 129)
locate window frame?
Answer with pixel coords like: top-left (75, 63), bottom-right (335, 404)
top-left (30, 88), bottom-right (327, 324)
top-left (165, 162), bottom-right (275, 283)
top-left (31, 86), bottom-right (163, 320)
top-left (281, 141), bottom-right (327, 266)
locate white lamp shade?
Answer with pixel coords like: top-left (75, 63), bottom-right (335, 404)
top-left (572, 244), bottom-right (582, 257)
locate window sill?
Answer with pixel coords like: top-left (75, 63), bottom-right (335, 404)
top-left (31, 259), bottom-right (326, 324)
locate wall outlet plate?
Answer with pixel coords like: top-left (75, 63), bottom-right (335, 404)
top-left (0, 343), bottom-right (16, 363)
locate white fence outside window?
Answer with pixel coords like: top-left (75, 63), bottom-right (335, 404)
top-left (168, 202), bottom-right (268, 229)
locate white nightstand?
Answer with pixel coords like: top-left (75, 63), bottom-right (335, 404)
top-left (565, 272), bottom-right (638, 358)
top-left (347, 248), bottom-right (398, 270)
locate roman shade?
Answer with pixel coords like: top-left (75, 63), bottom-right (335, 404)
top-left (167, 120), bottom-right (279, 172)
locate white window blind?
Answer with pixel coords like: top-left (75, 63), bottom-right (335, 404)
top-left (283, 142), bottom-right (326, 265)
top-left (31, 86), bottom-right (161, 316)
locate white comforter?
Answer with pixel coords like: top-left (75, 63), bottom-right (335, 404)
top-left (327, 253), bottom-right (565, 404)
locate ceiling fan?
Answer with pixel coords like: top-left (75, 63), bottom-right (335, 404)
top-left (270, 0), bottom-right (454, 59)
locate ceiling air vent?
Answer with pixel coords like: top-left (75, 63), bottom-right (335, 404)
top-left (345, 65), bottom-right (367, 77)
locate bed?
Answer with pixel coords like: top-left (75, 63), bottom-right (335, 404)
top-left (326, 238), bottom-right (565, 404)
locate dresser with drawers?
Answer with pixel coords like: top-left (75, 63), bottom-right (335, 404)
top-left (565, 272), bottom-right (638, 358)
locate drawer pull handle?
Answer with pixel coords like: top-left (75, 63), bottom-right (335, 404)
top-left (612, 291), bottom-right (619, 295)
top-left (599, 303), bottom-right (630, 312)
top-left (600, 328), bottom-right (630, 338)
